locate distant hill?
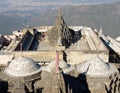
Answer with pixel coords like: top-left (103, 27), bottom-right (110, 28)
top-left (28, 2), bottom-right (120, 38)
top-left (0, 14), bottom-right (26, 35)
top-left (0, 1), bottom-right (120, 38)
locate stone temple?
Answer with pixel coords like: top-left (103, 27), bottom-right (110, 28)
top-left (75, 56), bottom-right (120, 93)
top-left (47, 10), bottom-right (75, 48)
top-left (0, 11), bottom-right (120, 93)
top-left (0, 55), bottom-right (119, 93)
top-left (77, 56), bottom-right (118, 77)
top-left (4, 57), bottom-right (41, 77)
top-left (1, 56), bottom-right (41, 93)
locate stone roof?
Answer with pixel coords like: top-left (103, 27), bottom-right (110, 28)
top-left (4, 57), bottom-right (41, 77)
top-left (77, 56), bottom-right (118, 77)
top-left (42, 60), bottom-right (74, 73)
top-left (47, 11), bottom-right (74, 48)
top-left (42, 60), bottom-right (68, 71)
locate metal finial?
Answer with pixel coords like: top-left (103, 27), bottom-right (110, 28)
top-left (58, 8), bottom-right (61, 17)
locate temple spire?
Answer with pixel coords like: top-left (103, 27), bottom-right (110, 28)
top-left (58, 8), bottom-right (61, 17)
top-left (47, 10), bottom-right (74, 48)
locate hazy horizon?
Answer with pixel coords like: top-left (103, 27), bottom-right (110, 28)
top-left (0, 0), bottom-right (120, 12)
top-left (0, 0), bottom-right (120, 38)
top-left (0, 0), bottom-right (120, 8)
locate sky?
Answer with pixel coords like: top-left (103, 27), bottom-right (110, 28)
top-left (0, 0), bottom-right (120, 12)
top-left (0, 0), bottom-right (120, 7)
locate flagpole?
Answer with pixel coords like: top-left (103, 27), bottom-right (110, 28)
top-left (20, 43), bottom-right (23, 57)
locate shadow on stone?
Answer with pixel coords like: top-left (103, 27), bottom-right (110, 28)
top-left (0, 80), bottom-right (8, 93)
top-left (64, 73), bottom-right (91, 93)
top-left (36, 87), bottom-right (44, 93)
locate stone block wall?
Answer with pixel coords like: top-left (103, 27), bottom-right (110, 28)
top-left (14, 51), bottom-right (63, 62)
top-left (67, 50), bottom-right (109, 65)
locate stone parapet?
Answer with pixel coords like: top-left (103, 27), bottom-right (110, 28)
top-left (13, 51), bottom-right (63, 62)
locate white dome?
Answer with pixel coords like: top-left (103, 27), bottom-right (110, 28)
top-left (4, 57), bottom-right (40, 77)
top-left (49, 60), bottom-right (69, 69)
top-left (42, 60), bottom-right (70, 72)
top-left (77, 57), bottom-right (118, 77)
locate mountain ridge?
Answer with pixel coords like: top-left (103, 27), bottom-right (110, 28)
top-left (28, 1), bottom-right (120, 38)
top-left (0, 0), bottom-right (120, 12)
top-left (0, 1), bottom-right (120, 38)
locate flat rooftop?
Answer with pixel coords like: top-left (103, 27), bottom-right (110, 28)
top-left (69, 38), bottom-right (90, 50)
top-left (37, 41), bottom-right (54, 50)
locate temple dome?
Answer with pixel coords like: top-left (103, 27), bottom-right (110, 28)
top-left (4, 57), bottom-right (41, 77)
top-left (77, 56), bottom-right (118, 77)
top-left (42, 60), bottom-right (72, 72)
top-left (49, 60), bottom-right (69, 69)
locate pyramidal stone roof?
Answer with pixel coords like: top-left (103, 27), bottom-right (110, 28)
top-left (47, 10), bottom-right (74, 47)
top-left (4, 57), bottom-right (41, 77)
top-left (77, 56), bottom-right (118, 77)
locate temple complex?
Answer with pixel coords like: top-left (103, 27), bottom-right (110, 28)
top-left (0, 11), bottom-right (120, 93)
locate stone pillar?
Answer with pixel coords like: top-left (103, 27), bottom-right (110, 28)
top-left (25, 82), bottom-right (33, 93)
top-left (52, 69), bottom-right (66, 93)
top-left (8, 80), bottom-right (25, 93)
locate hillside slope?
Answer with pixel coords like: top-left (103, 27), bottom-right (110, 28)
top-left (28, 2), bottom-right (120, 38)
top-left (0, 14), bottom-right (26, 35)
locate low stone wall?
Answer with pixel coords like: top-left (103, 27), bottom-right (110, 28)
top-left (0, 55), bottom-right (13, 66)
top-left (14, 51), bottom-right (63, 62)
top-left (67, 50), bottom-right (109, 65)
top-left (13, 50), bottom-right (108, 65)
